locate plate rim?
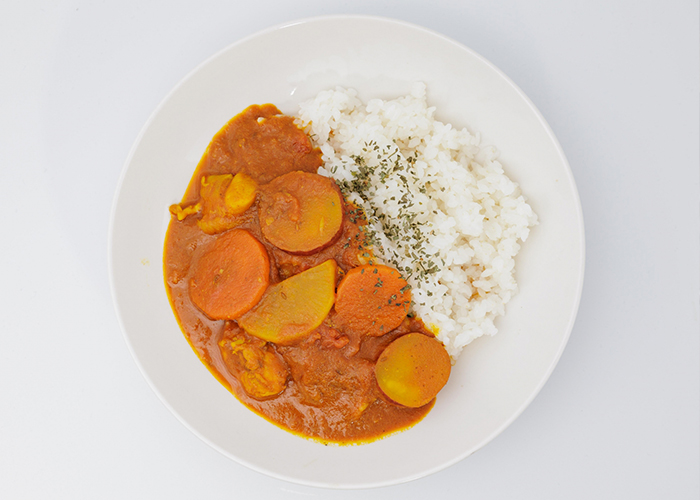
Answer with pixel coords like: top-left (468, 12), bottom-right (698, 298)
top-left (108, 14), bottom-right (586, 489)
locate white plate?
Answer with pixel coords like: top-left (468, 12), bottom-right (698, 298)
top-left (109, 15), bottom-right (584, 489)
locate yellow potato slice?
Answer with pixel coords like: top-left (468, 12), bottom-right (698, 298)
top-left (375, 332), bottom-right (451, 408)
top-left (238, 259), bottom-right (337, 345)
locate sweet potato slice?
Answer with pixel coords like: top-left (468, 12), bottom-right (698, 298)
top-left (189, 229), bottom-right (270, 319)
top-left (334, 265), bottom-right (410, 336)
top-left (258, 171), bottom-right (343, 254)
top-left (375, 332), bottom-right (451, 408)
top-left (238, 260), bottom-right (337, 345)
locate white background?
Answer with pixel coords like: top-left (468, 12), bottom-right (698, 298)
top-left (1, 1), bottom-right (698, 498)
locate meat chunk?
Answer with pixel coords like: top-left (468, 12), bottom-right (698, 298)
top-left (218, 324), bottom-right (288, 400)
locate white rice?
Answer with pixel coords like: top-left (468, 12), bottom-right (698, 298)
top-left (297, 83), bottom-right (537, 359)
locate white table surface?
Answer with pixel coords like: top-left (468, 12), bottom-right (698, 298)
top-left (1, 1), bottom-right (698, 498)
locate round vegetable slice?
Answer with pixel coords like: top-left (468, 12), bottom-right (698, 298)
top-left (258, 171), bottom-right (343, 254)
top-left (375, 332), bottom-right (451, 408)
top-left (189, 229), bottom-right (270, 319)
top-left (238, 259), bottom-right (337, 345)
top-left (334, 265), bottom-right (410, 336)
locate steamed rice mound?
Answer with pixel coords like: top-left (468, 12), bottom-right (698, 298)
top-left (298, 83), bottom-right (537, 358)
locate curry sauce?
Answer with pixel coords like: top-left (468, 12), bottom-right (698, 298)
top-left (163, 105), bottom-right (447, 444)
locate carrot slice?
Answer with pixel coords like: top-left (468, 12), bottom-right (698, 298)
top-left (375, 332), bottom-right (451, 408)
top-left (258, 171), bottom-right (343, 254)
top-left (334, 265), bottom-right (410, 336)
top-left (189, 229), bottom-right (270, 319)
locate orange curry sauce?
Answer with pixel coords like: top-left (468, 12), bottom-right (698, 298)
top-left (164, 104), bottom-right (436, 444)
